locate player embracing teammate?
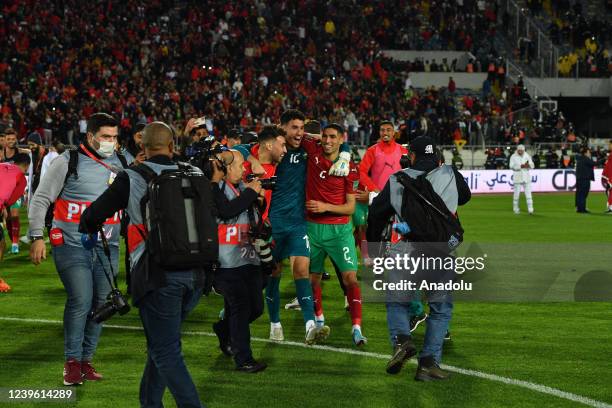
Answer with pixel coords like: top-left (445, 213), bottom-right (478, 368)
top-left (265, 110), bottom-right (329, 344)
top-left (305, 123), bottom-right (367, 345)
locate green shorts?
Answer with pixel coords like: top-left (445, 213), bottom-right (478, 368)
top-left (307, 222), bottom-right (358, 273)
top-left (9, 197), bottom-right (22, 210)
top-left (352, 202), bottom-right (368, 227)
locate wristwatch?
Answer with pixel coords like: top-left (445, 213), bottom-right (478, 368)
top-left (30, 235), bottom-right (44, 242)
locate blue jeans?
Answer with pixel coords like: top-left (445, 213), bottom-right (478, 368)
top-left (53, 244), bottom-right (119, 361)
top-left (386, 301), bottom-right (453, 364)
top-left (138, 270), bottom-right (204, 408)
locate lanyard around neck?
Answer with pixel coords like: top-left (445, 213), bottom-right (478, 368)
top-left (80, 144), bottom-right (115, 172)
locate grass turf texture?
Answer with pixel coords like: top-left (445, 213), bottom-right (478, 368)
top-left (0, 192), bottom-right (611, 407)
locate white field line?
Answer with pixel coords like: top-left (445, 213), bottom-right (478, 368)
top-left (1, 316), bottom-right (610, 408)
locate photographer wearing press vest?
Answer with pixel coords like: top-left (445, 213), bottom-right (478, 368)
top-left (80, 121), bottom-right (216, 408)
top-left (28, 113), bottom-right (124, 385)
top-left (210, 148), bottom-right (269, 373)
top-left (367, 136), bottom-right (471, 381)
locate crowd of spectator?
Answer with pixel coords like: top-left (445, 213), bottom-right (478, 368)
top-left (524, 0), bottom-right (612, 77)
top-left (0, 0), bottom-right (509, 147)
top-left (484, 142), bottom-right (609, 170)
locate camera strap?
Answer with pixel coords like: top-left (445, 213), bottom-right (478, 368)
top-left (96, 228), bottom-right (119, 290)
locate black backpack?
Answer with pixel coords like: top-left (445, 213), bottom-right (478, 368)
top-left (132, 162), bottom-right (218, 270)
top-left (394, 171), bottom-right (463, 252)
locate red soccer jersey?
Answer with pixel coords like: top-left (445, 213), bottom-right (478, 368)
top-left (305, 143), bottom-right (359, 224)
top-left (603, 153), bottom-right (612, 181)
top-left (242, 144), bottom-right (277, 220)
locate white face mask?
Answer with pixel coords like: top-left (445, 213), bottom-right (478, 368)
top-left (96, 140), bottom-right (116, 158)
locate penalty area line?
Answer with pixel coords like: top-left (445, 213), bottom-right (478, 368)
top-left (1, 316), bottom-right (610, 408)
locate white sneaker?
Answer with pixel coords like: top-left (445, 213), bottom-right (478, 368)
top-left (305, 323), bottom-right (330, 345)
top-left (284, 297), bottom-right (301, 310)
top-left (10, 243), bottom-right (19, 254)
top-left (269, 324), bottom-right (284, 341)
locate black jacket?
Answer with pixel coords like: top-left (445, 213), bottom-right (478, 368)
top-left (211, 181), bottom-right (262, 220)
top-left (367, 162), bottom-right (471, 241)
top-left (575, 155), bottom-right (595, 181)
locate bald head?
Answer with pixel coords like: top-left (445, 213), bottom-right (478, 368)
top-left (142, 122), bottom-right (175, 157)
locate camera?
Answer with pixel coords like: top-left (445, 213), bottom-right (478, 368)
top-left (184, 137), bottom-right (227, 179)
top-left (246, 174), bottom-right (277, 190)
top-left (90, 288), bottom-right (130, 323)
top-left (249, 219), bottom-right (274, 273)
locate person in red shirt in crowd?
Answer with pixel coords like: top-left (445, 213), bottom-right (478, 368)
top-left (304, 123), bottom-right (366, 346)
top-left (601, 140), bottom-right (612, 213)
top-left (0, 153), bottom-right (31, 290)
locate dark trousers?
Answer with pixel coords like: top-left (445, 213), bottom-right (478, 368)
top-left (575, 179), bottom-right (591, 212)
top-left (139, 271), bottom-right (204, 408)
top-left (213, 264), bottom-right (264, 366)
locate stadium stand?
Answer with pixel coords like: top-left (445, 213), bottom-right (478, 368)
top-left (0, 0), bottom-right (599, 157)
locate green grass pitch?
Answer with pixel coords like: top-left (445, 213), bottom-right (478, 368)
top-left (0, 192), bottom-right (611, 407)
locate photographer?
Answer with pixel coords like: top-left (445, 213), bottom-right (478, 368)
top-left (181, 117), bottom-right (211, 160)
top-left (121, 119), bottom-right (147, 166)
top-left (368, 136), bottom-right (471, 382)
top-left (210, 149), bottom-right (268, 373)
top-left (28, 113), bottom-right (124, 385)
top-left (80, 122), bottom-right (211, 407)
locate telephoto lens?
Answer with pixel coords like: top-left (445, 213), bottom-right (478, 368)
top-left (254, 238), bottom-right (274, 274)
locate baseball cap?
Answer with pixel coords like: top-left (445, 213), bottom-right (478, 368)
top-left (134, 118), bottom-right (148, 132)
top-left (410, 136), bottom-right (436, 158)
top-left (27, 132), bottom-right (42, 145)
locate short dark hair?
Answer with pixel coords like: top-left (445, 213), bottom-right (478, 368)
top-left (258, 125), bottom-right (286, 144)
top-left (323, 123), bottom-right (344, 135)
top-left (87, 113), bottom-right (118, 135)
top-left (280, 109), bottom-right (305, 125)
top-left (379, 120), bottom-right (394, 128)
top-left (3, 128), bottom-right (17, 137)
top-left (227, 128), bottom-right (243, 141)
top-left (12, 153), bottom-right (31, 166)
top-left (304, 120), bottom-right (321, 134)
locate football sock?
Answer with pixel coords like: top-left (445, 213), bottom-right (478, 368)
top-left (10, 216), bottom-right (19, 244)
top-left (347, 283), bottom-right (362, 326)
top-left (312, 282), bottom-right (323, 317)
top-left (265, 276), bottom-right (281, 323)
top-left (295, 278), bottom-right (315, 324)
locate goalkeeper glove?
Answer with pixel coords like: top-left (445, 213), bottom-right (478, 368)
top-left (329, 151), bottom-right (351, 177)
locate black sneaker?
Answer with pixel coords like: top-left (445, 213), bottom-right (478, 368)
top-left (322, 272), bottom-right (331, 281)
top-left (236, 360), bottom-right (267, 373)
top-left (415, 356), bottom-right (450, 381)
top-left (386, 335), bottom-right (417, 374)
top-left (410, 313), bottom-right (428, 333)
top-left (444, 331), bottom-right (451, 341)
top-left (212, 321), bottom-right (233, 357)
